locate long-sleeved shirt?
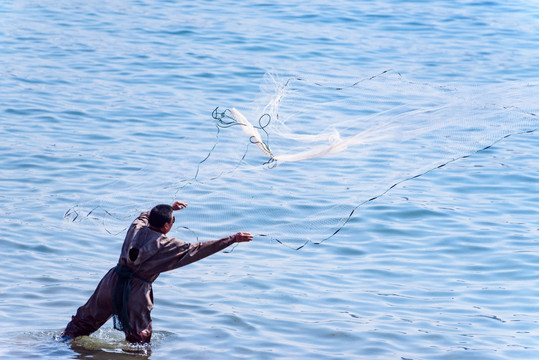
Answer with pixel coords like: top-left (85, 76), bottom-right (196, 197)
top-left (118, 211), bottom-right (236, 282)
top-left (62, 210), bottom-right (237, 343)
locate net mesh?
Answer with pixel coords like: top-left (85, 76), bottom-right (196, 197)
top-left (65, 71), bottom-right (538, 249)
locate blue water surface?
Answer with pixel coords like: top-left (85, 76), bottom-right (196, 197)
top-left (0, 1), bottom-right (538, 359)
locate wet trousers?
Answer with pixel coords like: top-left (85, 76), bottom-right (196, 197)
top-left (62, 267), bottom-right (154, 343)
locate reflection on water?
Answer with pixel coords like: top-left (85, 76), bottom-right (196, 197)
top-left (3, 329), bottom-right (180, 360)
top-left (68, 338), bottom-right (151, 360)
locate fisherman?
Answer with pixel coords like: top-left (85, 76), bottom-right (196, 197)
top-left (61, 201), bottom-right (253, 343)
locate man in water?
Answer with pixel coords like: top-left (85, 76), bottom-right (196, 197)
top-left (61, 201), bottom-right (253, 343)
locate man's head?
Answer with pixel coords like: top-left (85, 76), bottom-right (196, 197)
top-left (149, 204), bottom-right (174, 233)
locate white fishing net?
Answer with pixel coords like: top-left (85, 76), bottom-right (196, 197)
top-left (65, 71), bottom-right (538, 249)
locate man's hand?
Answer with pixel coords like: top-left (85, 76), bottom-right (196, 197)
top-left (234, 232), bottom-right (253, 243)
top-left (171, 201), bottom-right (188, 211)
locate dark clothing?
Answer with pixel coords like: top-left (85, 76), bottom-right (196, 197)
top-left (112, 264), bottom-right (149, 332)
top-left (62, 211), bottom-right (236, 343)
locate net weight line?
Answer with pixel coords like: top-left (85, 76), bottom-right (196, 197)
top-left (264, 125), bottom-right (537, 250)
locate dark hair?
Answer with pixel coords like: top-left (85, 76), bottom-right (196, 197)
top-left (149, 204), bottom-right (174, 228)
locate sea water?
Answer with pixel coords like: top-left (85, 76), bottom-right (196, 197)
top-left (0, 1), bottom-right (538, 359)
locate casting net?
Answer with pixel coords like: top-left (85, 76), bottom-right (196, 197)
top-left (65, 71), bottom-right (538, 249)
